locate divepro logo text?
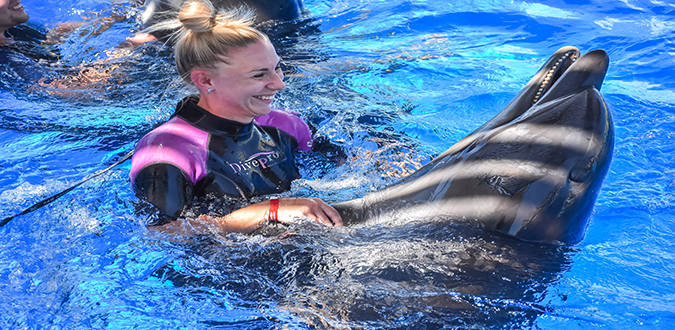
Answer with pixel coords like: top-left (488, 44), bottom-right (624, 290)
top-left (228, 151), bottom-right (286, 174)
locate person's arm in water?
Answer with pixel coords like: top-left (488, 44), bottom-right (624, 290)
top-left (133, 162), bottom-right (342, 235)
top-left (39, 0), bottom-right (145, 47)
top-left (126, 0), bottom-right (306, 48)
top-left (125, 32), bottom-right (158, 47)
top-left (196, 197), bottom-right (342, 232)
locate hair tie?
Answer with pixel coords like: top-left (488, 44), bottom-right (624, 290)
top-left (210, 13), bottom-right (217, 28)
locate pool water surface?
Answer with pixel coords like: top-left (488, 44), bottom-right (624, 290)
top-left (1, 0), bottom-right (675, 329)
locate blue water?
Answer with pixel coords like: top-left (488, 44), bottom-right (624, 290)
top-left (1, 0), bottom-right (674, 328)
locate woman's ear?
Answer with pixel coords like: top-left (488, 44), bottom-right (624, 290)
top-left (190, 70), bottom-right (212, 92)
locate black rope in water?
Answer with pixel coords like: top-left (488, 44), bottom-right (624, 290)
top-left (0, 150), bottom-right (135, 228)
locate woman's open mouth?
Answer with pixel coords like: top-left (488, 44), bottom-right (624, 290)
top-left (254, 95), bottom-right (275, 101)
top-left (9, 1), bottom-right (25, 11)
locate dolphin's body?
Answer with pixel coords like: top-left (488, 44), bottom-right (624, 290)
top-left (333, 46), bottom-right (614, 244)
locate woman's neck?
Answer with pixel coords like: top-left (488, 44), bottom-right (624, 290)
top-left (196, 94), bottom-right (254, 124)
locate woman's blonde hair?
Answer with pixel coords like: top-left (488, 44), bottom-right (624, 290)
top-left (149, 0), bottom-right (270, 84)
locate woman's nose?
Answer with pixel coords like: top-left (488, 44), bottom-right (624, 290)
top-left (268, 71), bottom-right (286, 90)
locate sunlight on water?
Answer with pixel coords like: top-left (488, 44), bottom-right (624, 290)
top-left (519, 3), bottom-right (578, 19)
top-left (1, 0), bottom-right (675, 328)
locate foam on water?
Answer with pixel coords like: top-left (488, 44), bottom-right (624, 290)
top-left (2, 0), bottom-right (675, 328)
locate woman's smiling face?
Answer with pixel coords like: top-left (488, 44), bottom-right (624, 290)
top-left (198, 38), bottom-right (286, 123)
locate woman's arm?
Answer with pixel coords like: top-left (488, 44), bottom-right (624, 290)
top-left (151, 197), bottom-right (343, 235)
top-left (134, 159), bottom-right (342, 233)
top-left (208, 197), bottom-right (343, 232)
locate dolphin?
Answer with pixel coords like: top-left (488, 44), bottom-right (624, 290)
top-left (332, 46), bottom-right (614, 245)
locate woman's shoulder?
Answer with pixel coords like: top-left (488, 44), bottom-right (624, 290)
top-left (7, 24), bottom-right (47, 42)
top-left (254, 109), bottom-right (313, 151)
top-left (130, 117), bottom-right (211, 183)
top-left (140, 116), bottom-right (209, 145)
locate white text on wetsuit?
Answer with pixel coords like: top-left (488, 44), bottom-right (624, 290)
top-left (228, 151), bottom-right (286, 174)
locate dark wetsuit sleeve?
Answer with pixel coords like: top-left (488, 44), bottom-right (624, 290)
top-left (133, 163), bottom-right (194, 218)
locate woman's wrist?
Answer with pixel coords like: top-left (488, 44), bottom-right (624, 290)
top-left (268, 198), bottom-right (279, 222)
top-left (258, 198), bottom-right (280, 229)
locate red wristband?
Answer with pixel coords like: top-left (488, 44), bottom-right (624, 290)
top-left (268, 198), bottom-right (279, 222)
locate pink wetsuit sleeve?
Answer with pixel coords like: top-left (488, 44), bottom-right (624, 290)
top-left (255, 109), bottom-right (313, 151)
top-left (129, 117), bottom-right (210, 185)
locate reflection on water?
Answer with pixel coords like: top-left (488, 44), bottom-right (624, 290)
top-left (2, 0), bottom-right (675, 328)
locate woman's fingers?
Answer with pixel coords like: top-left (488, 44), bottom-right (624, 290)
top-left (313, 210), bottom-right (333, 227)
top-left (312, 198), bottom-right (343, 226)
top-left (277, 198), bottom-right (343, 227)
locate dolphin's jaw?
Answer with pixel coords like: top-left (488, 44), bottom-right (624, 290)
top-left (532, 50), bottom-right (578, 105)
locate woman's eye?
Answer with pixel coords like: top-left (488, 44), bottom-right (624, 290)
top-left (253, 73), bottom-right (265, 78)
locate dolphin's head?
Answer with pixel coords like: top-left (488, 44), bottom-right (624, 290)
top-left (431, 46), bottom-right (584, 160)
top-left (333, 48), bottom-right (614, 245)
top-left (480, 49), bottom-right (613, 244)
top-left (473, 46), bottom-right (582, 134)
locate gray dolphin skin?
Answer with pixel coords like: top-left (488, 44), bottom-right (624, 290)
top-left (333, 46), bottom-right (614, 245)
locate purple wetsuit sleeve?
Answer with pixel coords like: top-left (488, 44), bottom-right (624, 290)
top-left (255, 109), bottom-right (313, 151)
top-left (130, 117), bottom-right (210, 185)
top-left (129, 117), bottom-right (210, 218)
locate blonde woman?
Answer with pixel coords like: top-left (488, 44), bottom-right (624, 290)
top-left (130, 1), bottom-right (342, 234)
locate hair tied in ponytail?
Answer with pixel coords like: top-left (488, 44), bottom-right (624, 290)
top-left (210, 12), bottom-right (218, 29)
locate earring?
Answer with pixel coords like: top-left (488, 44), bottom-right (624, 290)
top-left (206, 88), bottom-right (212, 94)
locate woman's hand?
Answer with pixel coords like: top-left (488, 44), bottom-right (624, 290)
top-left (194, 197), bottom-right (343, 234)
top-left (273, 198), bottom-right (343, 227)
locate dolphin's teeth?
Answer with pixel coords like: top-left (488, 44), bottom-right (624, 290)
top-left (568, 52), bottom-right (578, 62)
top-left (533, 51), bottom-right (578, 105)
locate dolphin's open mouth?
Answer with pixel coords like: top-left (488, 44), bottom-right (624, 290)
top-left (532, 50), bottom-right (579, 104)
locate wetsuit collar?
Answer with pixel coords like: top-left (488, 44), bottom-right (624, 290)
top-left (174, 95), bottom-right (254, 137)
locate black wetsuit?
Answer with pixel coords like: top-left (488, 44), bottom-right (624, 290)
top-left (1, 24), bottom-right (59, 89)
top-left (130, 95), bottom-right (313, 218)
